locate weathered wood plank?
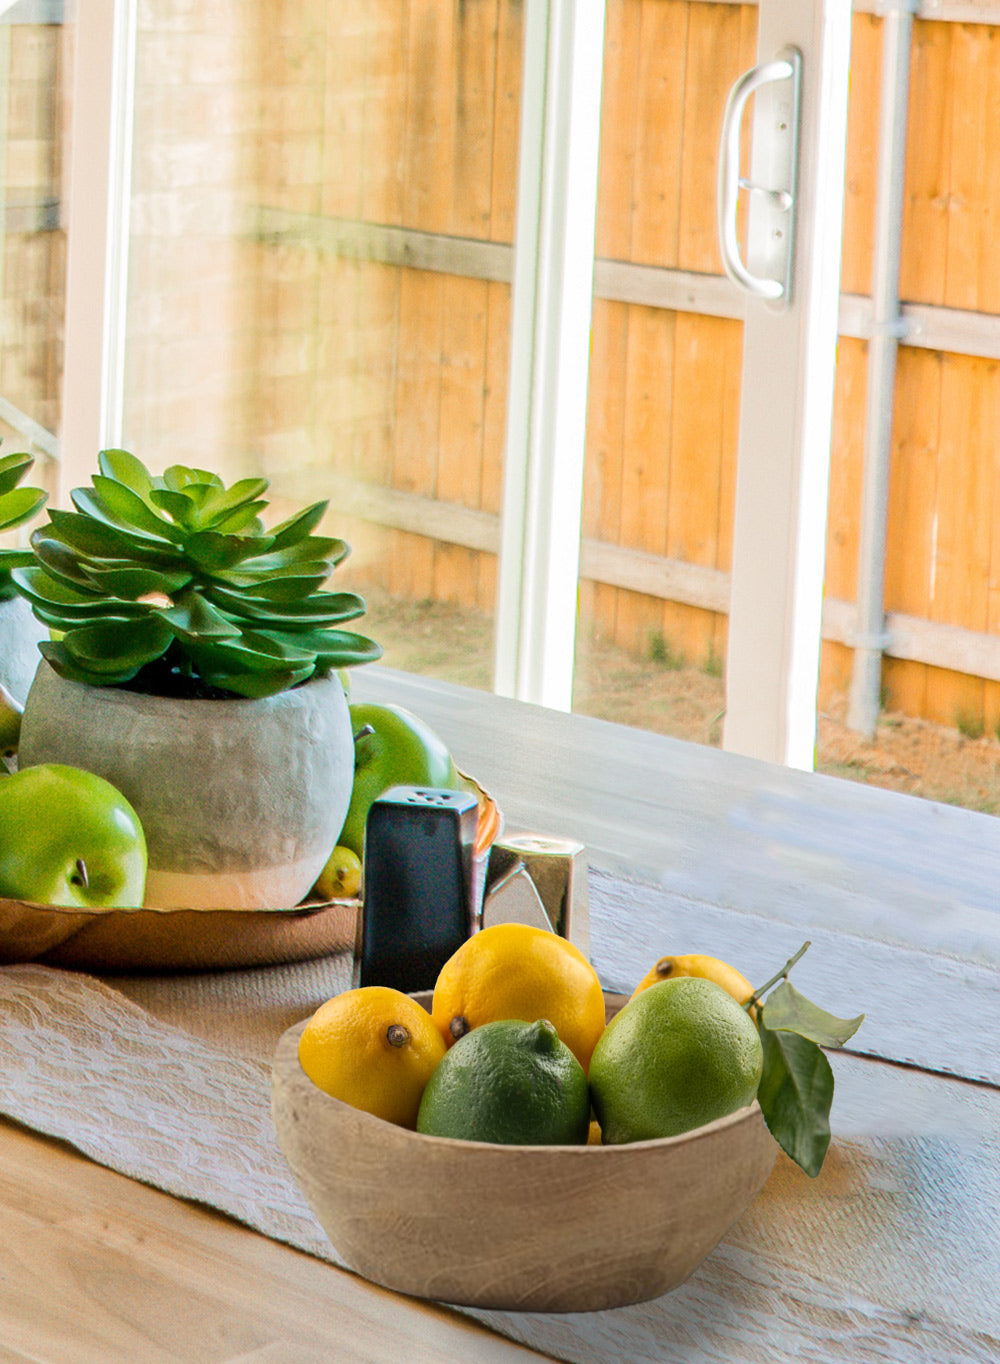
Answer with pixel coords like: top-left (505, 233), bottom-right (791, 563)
top-left (354, 667), bottom-right (1000, 1083)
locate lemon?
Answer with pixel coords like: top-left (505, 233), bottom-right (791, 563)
top-left (631, 953), bottom-right (755, 1009)
top-left (417, 1018), bottom-right (590, 1145)
top-left (431, 922), bottom-right (606, 1072)
top-left (589, 977), bottom-right (763, 1143)
top-left (312, 844), bottom-right (362, 901)
top-left (298, 986), bottom-right (446, 1129)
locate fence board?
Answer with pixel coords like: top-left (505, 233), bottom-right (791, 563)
top-left (882, 348), bottom-right (942, 718)
top-left (581, 297), bottom-right (630, 650)
top-left (359, 0), bottom-right (408, 226)
top-left (945, 24), bottom-right (992, 310)
top-left (489, 0), bottom-right (522, 244)
top-left (617, 303), bottom-right (676, 655)
top-left (676, 0), bottom-right (748, 274)
top-left (629, 0), bottom-right (688, 266)
top-left (403, 0), bottom-right (456, 235)
top-left (435, 275), bottom-right (488, 608)
top-left (839, 11), bottom-right (881, 297)
top-left (595, 0), bottom-right (641, 262)
top-left (664, 312), bottom-right (732, 663)
top-left (924, 354), bottom-right (996, 726)
top-left (819, 337), bottom-right (869, 703)
top-left (900, 20), bottom-right (952, 306)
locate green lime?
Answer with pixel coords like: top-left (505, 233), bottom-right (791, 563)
top-left (589, 977), bottom-right (763, 1143)
top-left (416, 1017), bottom-right (590, 1145)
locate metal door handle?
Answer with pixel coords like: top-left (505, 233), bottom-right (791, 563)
top-left (717, 49), bottom-right (801, 306)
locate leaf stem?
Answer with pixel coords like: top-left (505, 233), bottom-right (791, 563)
top-left (746, 940), bottom-right (811, 1011)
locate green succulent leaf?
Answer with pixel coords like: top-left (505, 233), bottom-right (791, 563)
top-left (197, 478), bottom-right (270, 526)
top-left (61, 615), bottom-right (173, 672)
top-left (184, 529), bottom-right (274, 572)
top-left (219, 562), bottom-right (333, 601)
top-left (756, 1023), bottom-right (834, 1179)
top-left (315, 630), bottom-right (383, 667)
top-left (71, 486), bottom-right (176, 545)
top-left (90, 475), bottom-right (188, 542)
top-left (38, 637), bottom-right (149, 687)
top-left (41, 508), bottom-right (156, 562)
top-left (267, 501), bottom-right (330, 551)
top-left (156, 592), bottom-right (242, 642)
top-left (79, 562), bottom-right (193, 600)
top-left (12, 568), bottom-right (150, 622)
top-left (0, 485), bottom-right (48, 532)
top-left (99, 448), bottom-right (156, 501)
top-left (238, 537), bottom-right (346, 571)
top-left (161, 465), bottom-right (224, 493)
top-left (0, 450), bottom-right (34, 496)
top-left (193, 665), bottom-right (316, 699)
top-left (29, 538), bottom-right (102, 590)
top-left (209, 502), bottom-right (268, 536)
top-left (762, 981), bottom-right (866, 1049)
top-left (205, 585), bottom-right (366, 625)
top-left (187, 630), bottom-right (314, 674)
top-left (149, 487), bottom-right (202, 528)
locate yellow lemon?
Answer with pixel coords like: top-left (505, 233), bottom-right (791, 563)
top-left (631, 952), bottom-right (755, 1010)
top-left (312, 844), bottom-right (362, 901)
top-left (298, 986), bottom-right (446, 1129)
top-left (431, 923), bottom-right (606, 1072)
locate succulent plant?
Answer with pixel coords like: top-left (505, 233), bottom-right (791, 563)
top-left (0, 449), bottom-right (48, 601)
top-left (12, 449), bottom-right (381, 698)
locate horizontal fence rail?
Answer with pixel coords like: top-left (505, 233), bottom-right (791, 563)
top-left (252, 209), bottom-right (1000, 362)
top-left (302, 472), bottom-right (1000, 689)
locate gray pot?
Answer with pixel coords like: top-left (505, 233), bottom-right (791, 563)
top-left (0, 595), bottom-right (46, 706)
top-left (18, 663), bottom-right (355, 910)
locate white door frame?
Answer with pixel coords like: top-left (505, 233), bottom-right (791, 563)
top-left (722, 0), bottom-right (853, 768)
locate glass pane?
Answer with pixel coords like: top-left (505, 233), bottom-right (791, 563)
top-left (122, 1), bottom-right (525, 690)
top-left (574, 0), bottom-right (755, 744)
top-left (0, 8), bottom-right (65, 508)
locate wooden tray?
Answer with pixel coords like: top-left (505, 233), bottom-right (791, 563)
top-left (0, 774), bottom-right (501, 974)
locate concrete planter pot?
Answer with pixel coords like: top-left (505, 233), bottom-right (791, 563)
top-left (0, 595), bottom-right (46, 706)
top-left (18, 662), bottom-right (354, 910)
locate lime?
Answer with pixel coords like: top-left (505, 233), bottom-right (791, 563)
top-left (416, 1017), bottom-right (590, 1145)
top-left (589, 977), bottom-right (763, 1143)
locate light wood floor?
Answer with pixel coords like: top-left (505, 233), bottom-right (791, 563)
top-left (0, 1116), bottom-right (554, 1364)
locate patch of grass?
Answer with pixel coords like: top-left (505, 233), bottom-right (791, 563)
top-left (646, 629), bottom-right (685, 670)
top-left (954, 709), bottom-right (985, 741)
top-left (703, 645), bottom-right (724, 679)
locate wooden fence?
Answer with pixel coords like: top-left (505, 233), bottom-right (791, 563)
top-left (8, 2), bottom-right (1000, 735)
top-left (228, 1), bottom-right (1000, 733)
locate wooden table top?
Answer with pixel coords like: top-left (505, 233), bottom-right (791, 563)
top-left (2, 666), bottom-right (998, 1362)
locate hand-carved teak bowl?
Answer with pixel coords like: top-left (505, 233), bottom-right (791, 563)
top-left (271, 992), bottom-right (777, 1313)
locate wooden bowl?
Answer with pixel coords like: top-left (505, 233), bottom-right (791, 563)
top-left (271, 993), bottom-right (778, 1313)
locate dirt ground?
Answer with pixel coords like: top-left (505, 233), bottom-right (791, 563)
top-left (363, 591), bottom-right (1000, 819)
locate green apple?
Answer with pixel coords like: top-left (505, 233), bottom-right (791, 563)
top-left (0, 763), bottom-right (147, 907)
top-left (0, 682), bottom-right (21, 758)
top-left (337, 702), bottom-right (459, 856)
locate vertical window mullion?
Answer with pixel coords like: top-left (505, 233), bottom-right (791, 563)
top-left (494, 0), bottom-right (606, 711)
top-left (59, 0), bottom-right (135, 494)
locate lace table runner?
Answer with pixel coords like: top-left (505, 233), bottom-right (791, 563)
top-left (1, 869), bottom-right (992, 1364)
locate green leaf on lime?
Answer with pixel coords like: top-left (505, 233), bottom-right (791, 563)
top-left (762, 980), bottom-right (865, 1048)
top-left (756, 1022), bottom-right (833, 1179)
